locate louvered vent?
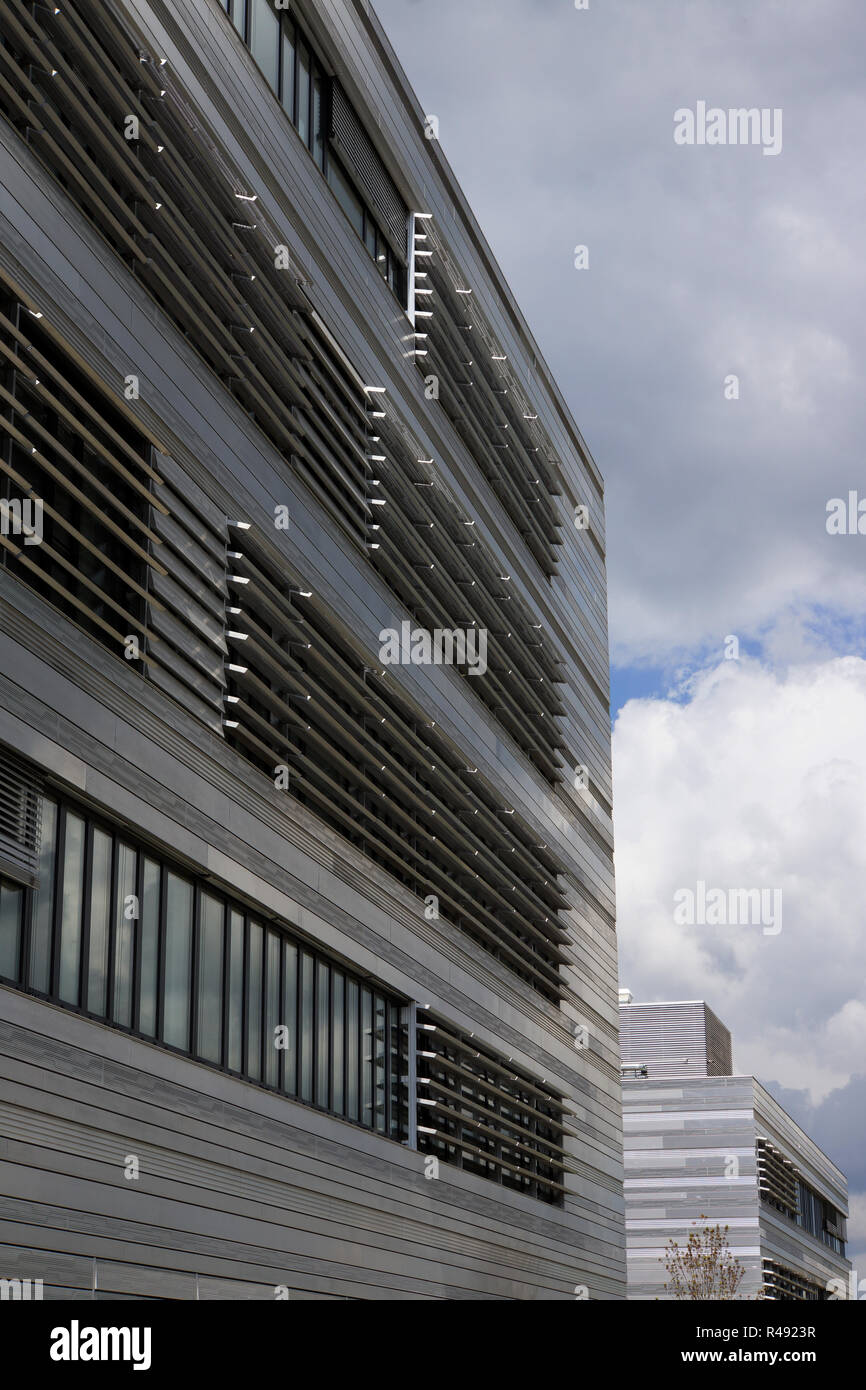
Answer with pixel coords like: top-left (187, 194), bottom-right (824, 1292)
top-left (0, 748), bottom-right (42, 885)
top-left (330, 82), bottom-right (408, 256)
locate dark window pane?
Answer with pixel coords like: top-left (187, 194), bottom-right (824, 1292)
top-left (282, 941), bottom-right (297, 1095)
top-left (361, 987), bottom-right (373, 1128)
top-left (112, 842), bottom-right (136, 1028)
top-left (364, 217), bottom-right (377, 258)
top-left (163, 873), bottom-right (193, 1049)
top-left (250, 0), bottom-right (279, 93)
top-left (300, 951), bottom-right (313, 1102)
top-left (29, 798), bottom-right (56, 992)
top-left (280, 19), bottom-right (295, 119)
top-left (389, 1002), bottom-right (404, 1139)
top-left (331, 970), bottom-right (344, 1115)
top-left (346, 978), bottom-right (359, 1121)
top-left (58, 812), bottom-right (85, 1004)
top-left (0, 880), bottom-right (23, 980)
top-left (316, 959), bottom-right (329, 1108)
top-left (246, 921), bottom-right (263, 1080)
top-left (328, 160), bottom-right (364, 238)
top-left (297, 42), bottom-right (310, 144)
top-left (138, 858), bottom-right (160, 1037)
top-left (374, 994), bottom-right (386, 1132)
top-left (264, 928), bottom-right (280, 1087)
top-left (231, 0), bottom-right (247, 39)
top-left (312, 72), bottom-right (325, 168)
top-left (197, 893), bottom-right (224, 1064)
top-left (227, 910), bottom-right (244, 1072)
top-left (86, 827), bottom-right (112, 1015)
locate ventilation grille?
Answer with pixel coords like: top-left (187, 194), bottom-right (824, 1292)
top-left (330, 82), bottom-right (408, 256)
top-left (416, 1012), bottom-right (567, 1204)
top-left (756, 1137), bottom-right (799, 1216)
top-left (0, 748), bottom-right (42, 885)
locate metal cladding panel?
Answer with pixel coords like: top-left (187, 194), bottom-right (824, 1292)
top-left (0, 0), bottom-right (624, 1299)
top-left (619, 1001), bottom-right (733, 1080)
top-left (331, 80), bottom-right (408, 256)
top-left (622, 1076), bottom-right (850, 1301)
top-left (0, 746), bottom-right (42, 886)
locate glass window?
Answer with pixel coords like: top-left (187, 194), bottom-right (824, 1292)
top-left (227, 909), bottom-right (244, 1072)
top-left (328, 160), bottom-right (364, 239)
top-left (265, 928), bottom-right (280, 1087)
top-left (346, 977), bottom-right (359, 1122)
top-left (250, 0), bottom-right (279, 94)
top-left (0, 879), bottom-right (23, 980)
top-left (300, 951), bottom-right (314, 1102)
top-left (231, 0), bottom-right (247, 40)
top-left (364, 216), bottom-right (377, 259)
top-left (331, 970), bottom-right (344, 1115)
top-left (112, 842), bottom-right (136, 1028)
top-left (389, 1002), bottom-right (403, 1140)
top-left (5, 791), bottom-right (408, 1140)
top-left (282, 941), bottom-right (297, 1095)
top-left (29, 797), bottom-right (56, 992)
top-left (86, 828), bottom-right (112, 1015)
top-left (312, 72), bottom-right (325, 169)
top-left (246, 920), bottom-right (263, 1080)
top-left (280, 18), bottom-right (295, 120)
top-left (374, 995), bottom-right (387, 1132)
top-left (138, 858), bottom-right (160, 1037)
top-left (316, 959), bottom-right (329, 1108)
top-left (361, 987), bottom-right (373, 1127)
top-left (197, 893), bottom-right (224, 1065)
top-left (58, 812), bottom-right (85, 1004)
top-left (297, 42), bottom-right (310, 145)
top-left (163, 873), bottom-right (193, 1049)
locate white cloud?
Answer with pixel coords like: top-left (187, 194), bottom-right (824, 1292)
top-left (613, 653), bottom-right (866, 1103)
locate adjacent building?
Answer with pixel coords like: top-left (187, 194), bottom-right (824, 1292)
top-left (0, 0), bottom-right (623, 1297)
top-left (621, 996), bottom-right (850, 1300)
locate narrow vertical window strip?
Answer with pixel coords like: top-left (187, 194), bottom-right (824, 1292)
top-left (0, 791), bottom-right (409, 1140)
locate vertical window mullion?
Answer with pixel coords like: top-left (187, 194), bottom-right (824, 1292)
top-left (222, 901), bottom-right (231, 1070)
top-left (49, 807), bottom-right (66, 1000)
top-left (189, 883), bottom-right (200, 1058)
top-left (132, 849), bottom-right (144, 1033)
top-left (104, 830), bottom-right (118, 1021)
top-left (155, 861), bottom-right (167, 1041)
top-left (77, 820), bottom-right (93, 1012)
top-left (241, 915), bottom-right (250, 1077)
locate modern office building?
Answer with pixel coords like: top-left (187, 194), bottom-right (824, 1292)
top-left (0, 0), bottom-right (623, 1298)
top-left (621, 997), bottom-right (850, 1300)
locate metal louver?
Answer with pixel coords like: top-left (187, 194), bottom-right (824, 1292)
top-left (330, 82), bottom-right (408, 256)
top-left (0, 747), bottom-right (42, 885)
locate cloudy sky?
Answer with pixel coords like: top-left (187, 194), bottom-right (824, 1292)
top-left (375, 0), bottom-right (866, 1283)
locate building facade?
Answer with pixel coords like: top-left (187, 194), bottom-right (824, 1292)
top-left (621, 999), bottom-right (850, 1300)
top-left (0, 0), bottom-right (623, 1298)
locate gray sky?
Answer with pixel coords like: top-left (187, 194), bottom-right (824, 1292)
top-left (375, 0), bottom-right (866, 1286)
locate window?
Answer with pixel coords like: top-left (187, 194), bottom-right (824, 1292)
top-left (328, 157), bottom-right (364, 239)
top-left (0, 293), bottom-right (151, 663)
top-left (296, 42), bottom-right (311, 146)
top-left (416, 1013), bottom-right (566, 1206)
top-left (0, 793), bottom-right (409, 1140)
top-left (250, 0), bottom-right (279, 93)
top-left (220, 2), bottom-right (408, 306)
top-left (757, 1139), bottom-right (847, 1256)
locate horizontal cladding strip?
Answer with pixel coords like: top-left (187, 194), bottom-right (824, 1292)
top-left (0, 0), bottom-right (592, 795)
top-left (0, 119), bottom-right (617, 917)
top-left (0, 1023), bottom-right (621, 1269)
top-left (0, 627), bottom-right (621, 1105)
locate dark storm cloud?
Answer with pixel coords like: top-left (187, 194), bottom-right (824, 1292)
top-left (374, 0), bottom-right (866, 663)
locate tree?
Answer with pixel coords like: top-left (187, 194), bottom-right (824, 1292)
top-left (661, 1216), bottom-right (747, 1300)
